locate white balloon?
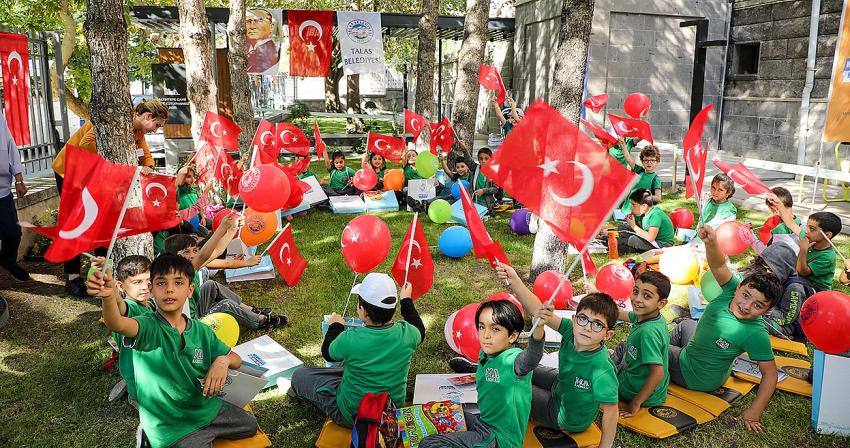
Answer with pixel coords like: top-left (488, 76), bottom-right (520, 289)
top-left (444, 311), bottom-right (460, 354)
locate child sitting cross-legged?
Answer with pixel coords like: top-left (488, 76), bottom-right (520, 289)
top-left (289, 275), bottom-right (425, 427)
top-left (621, 188), bottom-right (676, 253)
top-left (420, 300), bottom-right (544, 448)
top-left (322, 150), bottom-right (357, 196)
top-left (87, 254), bottom-right (258, 448)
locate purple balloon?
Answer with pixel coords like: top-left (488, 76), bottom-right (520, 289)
top-left (510, 209), bottom-right (532, 235)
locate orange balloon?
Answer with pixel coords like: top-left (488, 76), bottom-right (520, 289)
top-left (240, 208), bottom-right (277, 246)
top-left (383, 169), bottom-right (405, 191)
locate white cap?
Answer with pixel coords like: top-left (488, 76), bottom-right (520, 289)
top-left (350, 273), bottom-right (398, 309)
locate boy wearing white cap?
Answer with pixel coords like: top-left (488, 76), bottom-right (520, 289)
top-left (289, 274), bottom-right (425, 427)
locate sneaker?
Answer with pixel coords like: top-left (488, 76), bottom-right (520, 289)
top-left (763, 314), bottom-right (794, 339)
top-left (260, 314), bottom-right (288, 329)
top-left (65, 277), bottom-right (89, 298)
top-left (108, 379), bottom-right (128, 402)
top-left (1, 263), bottom-right (30, 282)
top-left (251, 307), bottom-right (272, 317)
top-left (448, 357), bottom-right (477, 374)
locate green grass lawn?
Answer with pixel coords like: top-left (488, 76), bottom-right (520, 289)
top-left (288, 116), bottom-right (399, 135)
top-left (2, 163), bottom-right (849, 447)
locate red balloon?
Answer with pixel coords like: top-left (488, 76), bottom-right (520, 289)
top-left (353, 166), bottom-right (378, 191)
top-left (444, 311), bottom-right (460, 353)
top-left (341, 215), bottom-right (391, 273)
top-left (282, 172), bottom-right (305, 210)
top-left (212, 208), bottom-right (236, 230)
top-left (624, 92), bottom-right (651, 118)
top-left (451, 303), bottom-right (481, 361)
top-left (533, 270), bottom-right (574, 310)
top-left (670, 208), bottom-right (695, 229)
top-left (715, 221), bottom-right (753, 255)
top-left (596, 263), bottom-right (635, 301)
top-left (800, 291), bottom-right (850, 354)
top-left (238, 165), bottom-right (291, 212)
top-left (486, 292), bottom-right (524, 316)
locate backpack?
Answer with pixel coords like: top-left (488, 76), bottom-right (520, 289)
top-left (351, 392), bottom-right (399, 448)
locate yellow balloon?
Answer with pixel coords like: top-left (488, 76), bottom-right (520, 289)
top-left (200, 312), bottom-right (240, 347)
top-left (658, 245), bottom-right (699, 285)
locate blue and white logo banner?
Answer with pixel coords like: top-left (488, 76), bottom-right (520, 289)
top-left (337, 11), bottom-right (385, 76)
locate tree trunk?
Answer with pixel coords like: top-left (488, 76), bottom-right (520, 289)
top-left (346, 74), bottom-right (363, 133)
top-left (414, 0), bottom-right (439, 120)
top-left (450, 0), bottom-right (488, 150)
top-left (84, 0), bottom-right (152, 260)
top-left (177, 0), bottom-right (217, 145)
top-left (324, 44), bottom-right (343, 112)
top-left (227, 0), bottom-right (254, 158)
top-left (50, 0), bottom-right (89, 119)
top-left (529, 0), bottom-right (595, 282)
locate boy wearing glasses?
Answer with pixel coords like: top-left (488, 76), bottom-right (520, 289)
top-left (620, 145), bottom-right (662, 215)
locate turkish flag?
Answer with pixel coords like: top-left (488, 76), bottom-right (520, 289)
top-left (313, 120), bottom-right (326, 158)
top-left (713, 159), bottom-right (772, 195)
top-left (458, 185), bottom-right (510, 268)
top-left (194, 142), bottom-right (219, 183)
top-left (428, 118), bottom-right (455, 156)
top-left (582, 250), bottom-right (597, 276)
top-left (391, 215), bottom-right (434, 300)
top-left (478, 64), bottom-right (506, 105)
top-left (481, 100), bottom-right (639, 249)
top-left (583, 94), bottom-right (608, 114)
top-left (0, 32), bottom-right (30, 145)
top-left (288, 10), bottom-right (333, 77)
top-left (200, 111), bottom-right (241, 151)
top-left (580, 119), bottom-right (618, 150)
top-left (367, 132), bottom-right (406, 163)
top-left (282, 156), bottom-right (311, 175)
top-left (138, 172), bottom-right (180, 226)
top-left (267, 223), bottom-right (308, 286)
top-left (683, 104), bottom-right (713, 199)
top-left (252, 119), bottom-right (279, 165)
top-left (608, 114), bottom-right (653, 144)
top-left (404, 109), bottom-right (426, 142)
top-left (276, 122), bottom-right (310, 156)
top-left (214, 149), bottom-right (243, 197)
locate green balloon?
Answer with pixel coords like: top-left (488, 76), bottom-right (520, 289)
top-left (428, 199), bottom-right (453, 224)
top-left (415, 151), bottom-right (439, 178)
top-left (700, 270), bottom-right (723, 302)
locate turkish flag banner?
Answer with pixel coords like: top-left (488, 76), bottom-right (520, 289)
top-left (608, 113), bottom-right (653, 144)
top-left (288, 10), bottom-right (334, 77)
top-left (139, 172), bottom-right (180, 226)
top-left (391, 215), bottom-right (434, 300)
top-left (0, 32), bottom-right (30, 145)
top-left (215, 149), bottom-right (244, 197)
top-left (276, 122), bottom-right (310, 156)
top-left (366, 132), bottom-right (406, 163)
top-left (580, 119), bottom-right (618, 150)
top-left (583, 94), bottom-right (608, 114)
top-left (194, 142), bottom-right (219, 183)
top-left (267, 223), bottom-right (308, 286)
top-left (200, 111), bottom-right (241, 151)
top-left (582, 250), bottom-right (597, 276)
top-left (404, 109), bottom-right (426, 142)
top-left (253, 119), bottom-right (279, 165)
top-left (478, 65), bottom-right (506, 105)
top-left (458, 185), bottom-right (510, 268)
top-left (482, 100), bottom-right (639, 249)
top-left (282, 156), bottom-right (312, 175)
top-left (313, 120), bottom-right (326, 158)
top-left (713, 159), bottom-right (772, 195)
top-left (683, 104), bottom-right (714, 199)
top-left (428, 117), bottom-right (455, 155)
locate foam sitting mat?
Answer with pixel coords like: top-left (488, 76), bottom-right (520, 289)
top-left (212, 405), bottom-right (272, 448)
top-left (521, 421), bottom-right (601, 448)
top-left (733, 356), bottom-right (813, 397)
top-left (667, 376), bottom-right (756, 417)
top-left (315, 419), bottom-right (350, 448)
top-left (618, 394), bottom-right (716, 439)
top-left (769, 336), bottom-right (808, 356)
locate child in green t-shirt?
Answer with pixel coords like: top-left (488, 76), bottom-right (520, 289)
top-left (621, 188), bottom-right (676, 253)
top-left (620, 145), bottom-right (662, 215)
top-left (89, 254), bottom-right (258, 448)
top-left (112, 255), bottom-right (154, 409)
top-left (322, 150), bottom-right (357, 196)
top-left (402, 149), bottom-right (422, 182)
top-left (363, 152), bottom-right (387, 190)
top-left (702, 173), bottom-right (737, 228)
top-left (470, 148), bottom-right (503, 212)
top-left (767, 187), bottom-right (803, 238)
top-left (668, 225), bottom-right (781, 432)
top-left (608, 136), bottom-right (640, 169)
top-left (421, 300), bottom-right (544, 448)
top-left (611, 271), bottom-right (671, 417)
top-left (290, 274), bottom-right (425, 427)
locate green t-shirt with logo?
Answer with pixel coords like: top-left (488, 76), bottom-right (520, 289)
top-left (608, 138), bottom-right (635, 169)
top-left (126, 313), bottom-right (232, 448)
top-left (702, 200), bottom-right (737, 228)
top-left (805, 246), bottom-right (836, 291)
top-left (621, 165), bottom-right (661, 215)
top-left (553, 318), bottom-right (619, 432)
top-left (618, 312), bottom-right (669, 406)
top-left (476, 347), bottom-right (532, 448)
top-left (374, 167), bottom-right (386, 190)
top-left (641, 206), bottom-right (675, 246)
top-left (772, 215), bottom-right (802, 236)
top-left (678, 276), bottom-right (774, 391)
top-left (177, 185), bottom-right (200, 210)
top-left (114, 298), bottom-right (153, 401)
top-left (403, 165), bottom-right (422, 181)
top-left (328, 166), bottom-right (356, 191)
top-left (328, 321), bottom-right (423, 425)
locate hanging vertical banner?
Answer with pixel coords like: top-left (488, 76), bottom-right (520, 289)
top-left (825, 0), bottom-right (850, 142)
top-left (246, 8), bottom-right (283, 75)
top-left (0, 32), bottom-right (31, 146)
top-left (288, 10), bottom-right (334, 77)
top-left (337, 11), bottom-right (386, 76)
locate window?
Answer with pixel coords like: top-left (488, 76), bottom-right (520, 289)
top-left (733, 42), bottom-right (760, 76)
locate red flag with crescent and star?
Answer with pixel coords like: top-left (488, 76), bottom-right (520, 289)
top-left (580, 119), bottom-right (618, 150)
top-left (682, 104), bottom-right (714, 199)
top-left (288, 10), bottom-right (333, 77)
top-left (199, 111), bottom-right (241, 151)
top-left (713, 159), bottom-right (772, 195)
top-left (276, 122), bottom-right (310, 156)
top-left (138, 172), bottom-right (180, 226)
top-left (583, 93), bottom-right (608, 114)
top-left (391, 215), bottom-right (434, 300)
top-left (252, 119), bottom-right (279, 165)
top-left (267, 223), bottom-right (308, 286)
top-left (481, 100), bottom-right (639, 249)
top-left (366, 132), bottom-right (406, 163)
top-left (428, 117), bottom-right (455, 156)
top-left (608, 113), bottom-right (653, 144)
top-left (313, 120), bottom-right (326, 158)
top-left (478, 64), bottom-right (507, 105)
top-left (458, 184), bottom-right (510, 268)
top-left (0, 32), bottom-right (31, 145)
top-left (404, 109), bottom-right (426, 142)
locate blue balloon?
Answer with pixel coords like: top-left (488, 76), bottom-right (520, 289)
top-left (438, 226), bottom-right (473, 258)
top-left (510, 209), bottom-right (532, 235)
top-left (451, 180), bottom-right (471, 199)
top-left (188, 215), bottom-right (201, 229)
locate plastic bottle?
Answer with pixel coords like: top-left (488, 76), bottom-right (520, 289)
top-left (608, 231), bottom-right (619, 260)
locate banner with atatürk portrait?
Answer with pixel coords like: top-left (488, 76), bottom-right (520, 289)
top-left (337, 11), bottom-right (386, 76)
top-left (246, 8), bottom-right (283, 75)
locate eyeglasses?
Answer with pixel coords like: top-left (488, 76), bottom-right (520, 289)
top-left (641, 159), bottom-right (659, 164)
top-left (574, 313), bottom-right (607, 333)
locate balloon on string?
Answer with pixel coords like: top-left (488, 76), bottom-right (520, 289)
top-left (383, 169), bottom-right (405, 191)
top-left (800, 290), bottom-right (850, 354)
top-left (200, 312), bottom-right (240, 347)
top-left (510, 209), bottom-right (533, 235)
top-left (533, 270), bottom-right (574, 309)
top-left (341, 215), bottom-right (391, 273)
top-left (451, 303), bottom-right (482, 361)
top-left (596, 263), bottom-right (635, 302)
top-left (444, 310), bottom-right (461, 353)
top-left (486, 292), bottom-right (524, 316)
top-left (658, 245), bottom-right (699, 285)
top-left (624, 92), bottom-right (651, 118)
top-left (416, 151), bottom-right (439, 178)
top-left (670, 208), bottom-right (695, 229)
top-left (699, 270), bottom-right (723, 301)
top-left (715, 221), bottom-right (753, 255)
top-left (428, 199), bottom-right (452, 224)
top-left (451, 180), bottom-right (470, 199)
top-left (438, 226), bottom-right (473, 258)
top-left (212, 209), bottom-right (237, 231)
top-left (239, 165), bottom-right (290, 212)
top-left (240, 208), bottom-right (277, 246)
top-left (284, 178), bottom-right (310, 210)
top-left (353, 165), bottom-right (378, 191)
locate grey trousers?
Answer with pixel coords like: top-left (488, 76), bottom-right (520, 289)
top-left (290, 364), bottom-right (351, 427)
top-left (173, 403), bottom-right (257, 448)
top-left (419, 412), bottom-right (496, 448)
top-left (764, 277), bottom-right (817, 339)
top-left (611, 343), bottom-right (628, 373)
top-left (198, 280), bottom-right (261, 330)
top-left (529, 366), bottom-right (562, 430)
top-left (668, 319), bottom-right (698, 388)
